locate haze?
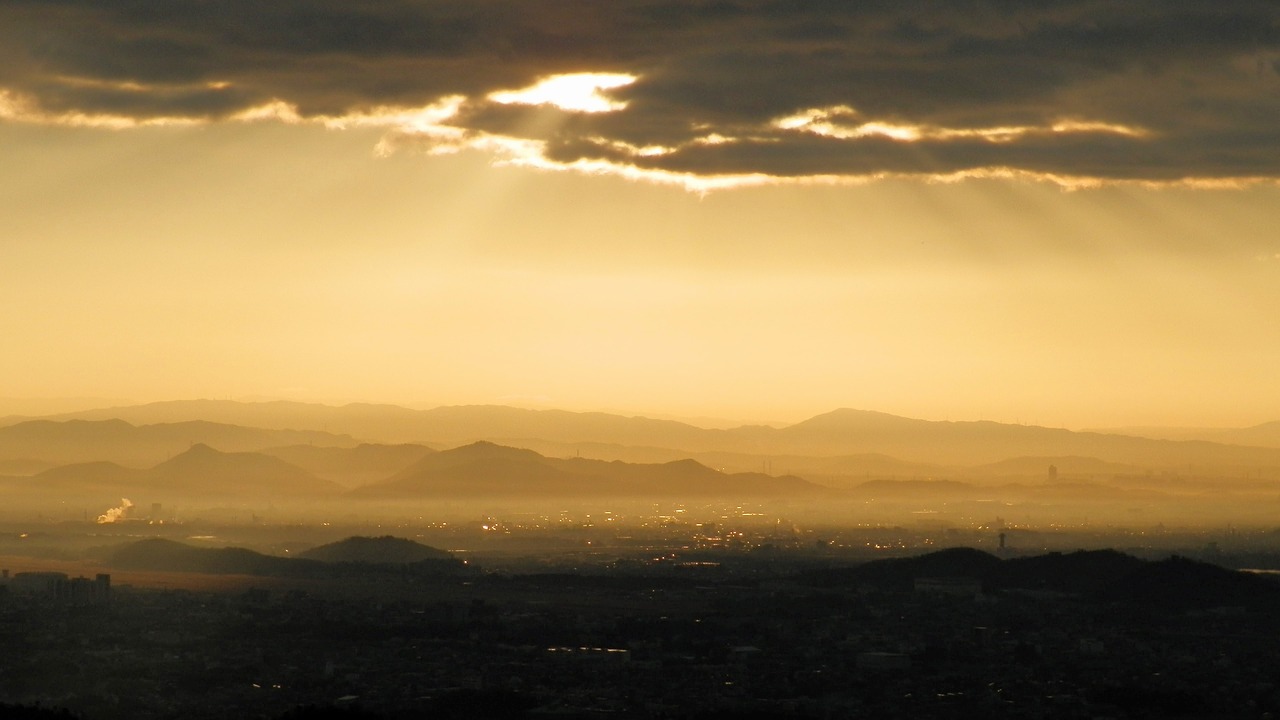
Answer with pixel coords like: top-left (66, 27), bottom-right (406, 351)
top-left (9, 8), bottom-right (1280, 719)
top-left (3, 2), bottom-right (1280, 430)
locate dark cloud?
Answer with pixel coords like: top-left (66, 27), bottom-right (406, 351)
top-left (3, 0), bottom-right (1279, 183)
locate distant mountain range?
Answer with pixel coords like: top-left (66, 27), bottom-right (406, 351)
top-left (354, 441), bottom-right (824, 499)
top-left (3, 439), bottom-right (823, 507)
top-left (7, 400), bottom-right (720, 448)
top-left (4, 402), bottom-right (1280, 522)
top-left (259, 443), bottom-right (436, 487)
top-left (9, 443), bottom-right (344, 506)
top-left (19, 435), bottom-right (1254, 520)
top-left (1089, 421), bottom-right (1280, 449)
top-left (147, 443), bottom-right (343, 498)
top-left (0, 417), bottom-right (355, 467)
top-left (767, 409), bottom-right (1280, 469)
top-left (5, 401), bottom-right (1280, 476)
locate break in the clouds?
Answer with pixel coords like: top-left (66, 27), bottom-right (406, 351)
top-left (3, 0), bottom-right (1279, 188)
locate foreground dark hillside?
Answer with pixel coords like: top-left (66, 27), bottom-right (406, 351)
top-left (801, 546), bottom-right (1280, 611)
top-left (5, 545), bottom-right (1280, 720)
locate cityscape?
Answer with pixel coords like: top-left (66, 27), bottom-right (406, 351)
top-left (6, 0), bottom-right (1280, 717)
top-left (2, 401), bottom-right (1280, 718)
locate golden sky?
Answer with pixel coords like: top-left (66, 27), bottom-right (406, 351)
top-left (3, 2), bottom-right (1279, 428)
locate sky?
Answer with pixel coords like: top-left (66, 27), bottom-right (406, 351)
top-left (2, 0), bottom-right (1279, 429)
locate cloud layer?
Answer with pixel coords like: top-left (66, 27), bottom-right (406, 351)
top-left (4, 0), bottom-right (1279, 187)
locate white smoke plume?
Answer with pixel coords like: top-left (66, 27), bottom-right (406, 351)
top-left (97, 498), bottom-right (133, 524)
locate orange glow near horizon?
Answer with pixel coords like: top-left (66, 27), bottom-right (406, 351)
top-left (2, 94), bottom-right (1279, 430)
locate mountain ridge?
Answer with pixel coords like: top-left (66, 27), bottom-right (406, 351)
top-left (108, 537), bottom-right (463, 577)
top-left (0, 417), bottom-right (357, 467)
top-left (15, 444), bottom-right (342, 505)
top-left (299, 535), bottom-right (454, 564)
top-left (799, 548), bottom-right (1280, 610)
top-left (8, 400), bottom-right (1280, 475)
top-left (353, 441), bottom-right (825, 499)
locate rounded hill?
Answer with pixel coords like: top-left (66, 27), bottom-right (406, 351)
top-left (299, 535), bottom-right (453, 564)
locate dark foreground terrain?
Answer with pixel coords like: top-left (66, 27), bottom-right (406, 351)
top-left (3, 548), bottom-right (1280, 720)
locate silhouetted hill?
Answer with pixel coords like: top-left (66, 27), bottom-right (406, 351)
top-left (259, 443), bottom-right (435, 486)
top-left (1202, 421), bottom-right (1280, 449)
top-left (41, 400), bottom-right (721, 447)
top-left (413, 440), bottom-right (545, 468)
top-left (487, 440), bottom-right (950, 487)
top-left (30, 398), bottom-right (420, 437)
top-left (26, 400), bottom-right (1280, 476)
top-left (1101, 555), bottom-right (1279, 608)
top-left (665, 449), bottom-right (947, 482)
top-left (109, 538), bottom-right (464, 578)
top-left (410, 406), bottom-right (721, 448)
top-left (111, 538), bottom-right (307, 575)
top-left (799, 548), bottom-right (1280, 610)
top-left (808, 547), bottom-right (1003, 591)
top-left (0, 461), bottom-right (147, 508)
top-left (0, 418), bottom-right (356, 467)
top-left (357, 441), bottom-right (574, 497)
top-left (0, 447), bottom-right (340, 508)
top-left (36, 460), bottom-right (143, 484)
top-left (352, 441), bottom-right (825, 499)
top-left (299, 535), bottom-right (453, 564)
top-left (1091, 421), bottom-right (1280, 449)
top-left (998, 549), bottom-right (1145, 595)
top-left (146, 444), bottom-right (343, 499)
top-left (782, 408), bottom-right (923, 437)
top-left (769, 408), bottom-right (1280, 468)
top-left (31, 461), bottom-right (146, 492)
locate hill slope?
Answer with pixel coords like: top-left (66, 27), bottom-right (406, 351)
top-left (258, 443), bottom-right (435, 486)
top-left (299, 536), bottom-right (453, 563)
top-left (769, 408), bottom-right (1280, 467)
top-left (352, 441), bottom-right (826, 499)
top-left (800, 548), bottom-right (1280, 610)
top-left (0, 418), bottom-right (356, 467)
top-left (109, 537), bottom-right (462, 577)
top-left (146, 444), bottom-right (344, 498)
top-left (7, 445), bottom-right (341, 506)
top-left (20, 400), bottom-right (1280, 475)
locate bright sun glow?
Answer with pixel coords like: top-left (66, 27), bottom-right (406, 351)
top-left (488, 73), bottom-right (638, 113)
